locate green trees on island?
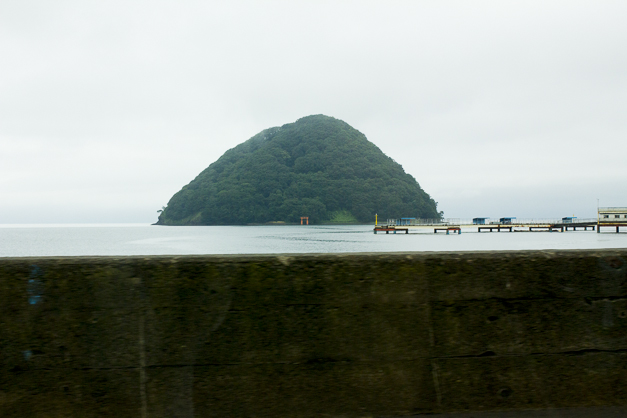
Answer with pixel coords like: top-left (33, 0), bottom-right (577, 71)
top-left (156, 115), bottom-right (441, 225)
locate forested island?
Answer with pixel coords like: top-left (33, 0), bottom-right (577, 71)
top-left (156, 115), bottom-right (441, 225)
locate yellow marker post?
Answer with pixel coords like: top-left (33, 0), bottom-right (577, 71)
top-left (375, 213), bottom-right (378, 226)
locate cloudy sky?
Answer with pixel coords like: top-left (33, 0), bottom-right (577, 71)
top-left (1, 1), bottom-right (626, 223)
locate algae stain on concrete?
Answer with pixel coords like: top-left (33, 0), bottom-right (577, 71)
top-left (27, 264), bottom-right (44, 305)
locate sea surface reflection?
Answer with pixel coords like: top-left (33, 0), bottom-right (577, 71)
top-left (0, 224), bottom-right (625, 257)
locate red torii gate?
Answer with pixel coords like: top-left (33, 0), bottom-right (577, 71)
top-left (300, 217), bottom-right (309, 225)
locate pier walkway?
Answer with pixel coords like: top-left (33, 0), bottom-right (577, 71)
top-left (374, 218), bottom-right (625, 234)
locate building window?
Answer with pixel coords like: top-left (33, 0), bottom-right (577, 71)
top-left (604, 215), bottom-right (609, 218)
top-left (616, 215), bottom-right (620, 218)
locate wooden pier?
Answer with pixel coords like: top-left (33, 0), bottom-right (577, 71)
top-left (479, 221), bottom-right (597, 233)
top-left (478, 225), bottom-right (514, 232)
top-left (434, 226), bottom-right (461, 234)
top-left (373, 227), bottom-right (408, 234)
top-left (373, 218), bottom-right (623, 235)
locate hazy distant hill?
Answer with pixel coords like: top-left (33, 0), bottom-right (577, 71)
top-left (156, 115), bottom-right (441, 225)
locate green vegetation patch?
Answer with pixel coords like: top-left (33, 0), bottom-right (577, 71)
top-left (327, 210), bottom-right (360, 224)
top-left (156, 115), bottom-right (441, 225)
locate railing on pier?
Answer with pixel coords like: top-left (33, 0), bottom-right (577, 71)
top-left (383, 218), bottom-right (599, 227)
top-left (482, 218), bottom-right (598, 225)
top-left (385, 218), bottom-right (461, 227)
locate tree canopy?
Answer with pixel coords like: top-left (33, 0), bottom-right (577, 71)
top-left (156, 115), bottom-right (441, 225)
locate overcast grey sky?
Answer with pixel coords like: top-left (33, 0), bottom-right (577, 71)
top-left (1, 1), bottom-right (626, 223)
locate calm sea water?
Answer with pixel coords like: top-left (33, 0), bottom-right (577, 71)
top-left (0, 224), bottom-right (625, 257)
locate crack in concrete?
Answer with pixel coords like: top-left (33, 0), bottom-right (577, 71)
top-left (437, 347), bottom-right (627, 360)
top-left (139, 308), bottom-right (147, 418)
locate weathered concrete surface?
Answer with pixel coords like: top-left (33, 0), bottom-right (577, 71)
top-left (0, 249), bottom-right (626, 417)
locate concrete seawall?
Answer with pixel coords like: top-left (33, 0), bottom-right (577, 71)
top-left (1, 250), bottom-right (627, 417)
